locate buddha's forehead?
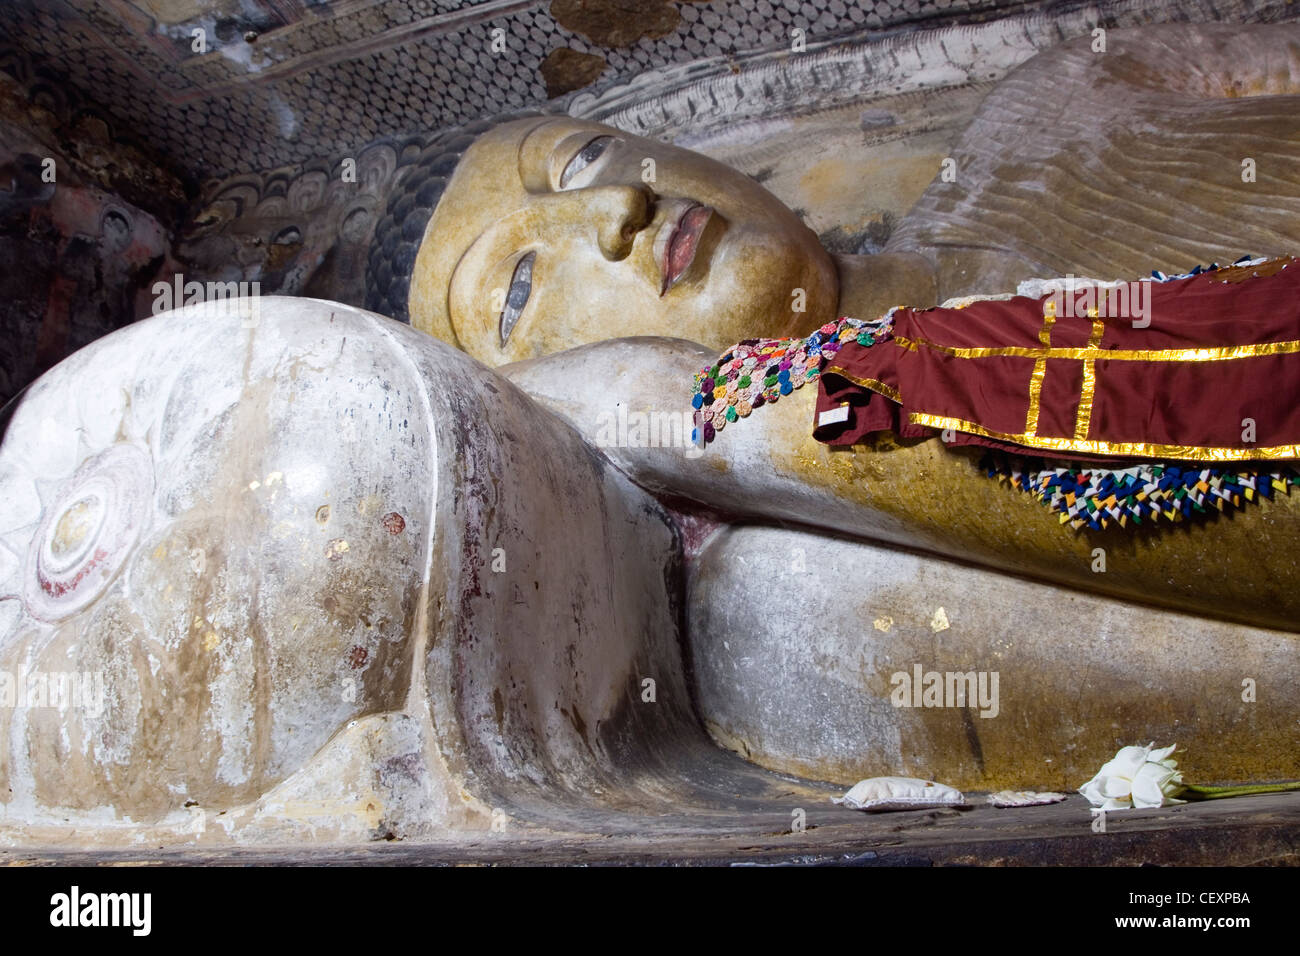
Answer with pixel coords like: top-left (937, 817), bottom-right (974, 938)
top-left (434, 116), bottom-right (618, 245)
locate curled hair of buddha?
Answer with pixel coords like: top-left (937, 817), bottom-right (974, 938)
top-left (365, 110), bottom-right (544, 328)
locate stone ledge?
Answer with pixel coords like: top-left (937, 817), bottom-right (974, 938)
top-left (4, 792), bottom-right (1297, 867)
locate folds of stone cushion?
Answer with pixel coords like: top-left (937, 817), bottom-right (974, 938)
top-left (0, 296), bottom-right (710, 845)
top-left (889, 23), bottom-right (1300, 296)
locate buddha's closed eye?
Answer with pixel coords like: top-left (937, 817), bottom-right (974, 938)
top-left (500, 251), bottom-right (535, 347)
top-left (560, 136), bottom-right (614, 189)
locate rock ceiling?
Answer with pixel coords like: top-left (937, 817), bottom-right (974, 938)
top-left (0, 0), bottom-right (1032, 181)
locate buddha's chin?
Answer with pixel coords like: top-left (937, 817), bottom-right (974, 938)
top-left (692, 247), bottom-right (835, 342)
top-left (671, 281), bottom-right (821, 347)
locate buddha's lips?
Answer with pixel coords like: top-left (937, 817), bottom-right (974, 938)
top-left (659, 203), bottom-right (714, 296)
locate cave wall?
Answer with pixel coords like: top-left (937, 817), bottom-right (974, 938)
top-left (0, 54), bottom-right (186, 406)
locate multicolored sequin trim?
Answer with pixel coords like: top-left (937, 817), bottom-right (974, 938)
top-left (1149, 254), bottom-right (1263, 282)
top-left (985, 457), bottom-right (1300, 531)
top-left (691, 313), bottom-right (894, 446)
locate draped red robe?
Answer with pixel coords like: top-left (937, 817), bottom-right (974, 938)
top-left (813, 258), bottom-right (1300, 463)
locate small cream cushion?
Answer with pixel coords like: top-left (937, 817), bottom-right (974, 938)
top-left (831, 776), bottom-right (965, 812)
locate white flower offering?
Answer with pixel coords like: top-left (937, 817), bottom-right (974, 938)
top-left (1079, 742), bottom-right (1185, 810)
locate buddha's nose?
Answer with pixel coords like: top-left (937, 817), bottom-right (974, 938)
top-left (586, 184), bottom-right (654, 261)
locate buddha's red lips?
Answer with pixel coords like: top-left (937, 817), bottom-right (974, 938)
top-left (658, 203), bottom-right (714, 295)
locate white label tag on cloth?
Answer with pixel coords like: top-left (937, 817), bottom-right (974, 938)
top-left (818, 404), bottom-right (850, 427)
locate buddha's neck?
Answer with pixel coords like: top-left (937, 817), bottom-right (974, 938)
top-left (832, 252), bottom-right (938, 321)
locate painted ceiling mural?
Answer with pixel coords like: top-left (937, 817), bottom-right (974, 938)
top-left (0, 0), bottom-right (1034, 181)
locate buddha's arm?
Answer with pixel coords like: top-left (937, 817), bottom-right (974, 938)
top-left (504, 335), bottom-right (1300, 633)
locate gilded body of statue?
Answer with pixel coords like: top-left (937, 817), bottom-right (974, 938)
top-left (2, 25), bottom-right (1299, 845)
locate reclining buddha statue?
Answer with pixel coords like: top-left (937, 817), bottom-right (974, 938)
top-left (2, 24), bottom-right (1299, 846)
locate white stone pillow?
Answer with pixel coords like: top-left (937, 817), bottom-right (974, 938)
top-left (987, 789), bottom-right (1068, 808)
top-left (832, 776), bottom-right (965, 812)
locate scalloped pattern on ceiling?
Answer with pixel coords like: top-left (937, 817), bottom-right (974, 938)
top-left (0, 0), bottom-right (1029, 180)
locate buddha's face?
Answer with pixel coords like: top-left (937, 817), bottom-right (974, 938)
top-left (409, 117), bottom-right (838, 363)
